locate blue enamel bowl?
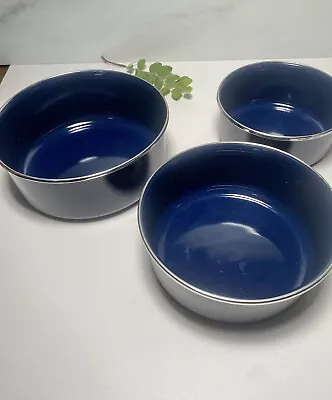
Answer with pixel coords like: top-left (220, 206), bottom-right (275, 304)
top-left (0, 70), bottom-right (168, 219)
top-left (217, 62), bottom-right (332, 165)
top-left (138, 142), bottom-right (332, 322)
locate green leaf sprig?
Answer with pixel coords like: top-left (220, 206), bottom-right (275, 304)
top-left (126, 59), bottom-right (193, 101)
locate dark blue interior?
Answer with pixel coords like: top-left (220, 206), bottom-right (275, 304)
top-left (218, 62), bottom-right (332, 136)
top-left (140, 143), bottom-right (332, 300)
top-left (0, 70), bottom-right (167, 179)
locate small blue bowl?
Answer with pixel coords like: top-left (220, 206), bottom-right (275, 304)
top-left (139, 142), bottom-right (332, 322)
top-left (0, 70), bottom-right (168, 219)
top-left (217, 62), bottom-right (332, 165)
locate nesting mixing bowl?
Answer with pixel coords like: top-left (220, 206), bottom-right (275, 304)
top-left (138, 142), bottom-right (332, 322)
top-left (0, 70), bottom-right (168, 219)
top-left (217, 62), bottom-right (332, 165)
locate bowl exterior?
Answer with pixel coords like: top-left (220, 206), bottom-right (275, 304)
top-left (217, 113), bottom-right (332, 166)
top-left (150, 255), bottom-right (299, 323)
top-left (11, 136), bottom-right (166, 219)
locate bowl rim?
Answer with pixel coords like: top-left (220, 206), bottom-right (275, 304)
top-left (0, 69), bottom-right (169, 184)
top-left (138, 141), bottom-right (332, 306)
top-left (217, 60), bottom-right (332, 142)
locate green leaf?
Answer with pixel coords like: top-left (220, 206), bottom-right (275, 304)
top-left (131, 59), bottom-right (193, 100)
top-left (158, 65), bottom-right (173, 77)
top-left (184, 93), bottom-right (192, 99)
top-left (137, 59), bottom-right (146, 70)
top-left (164, 81), bottom-right (175, 89)
top-left (182, 85), bottom-right (192, 93)
top-left (166, 74), bottom-right (180, 83)
top-left (177, 76), bottom-right (192, 87)
top-left (149, 62), bottom-right (162, 73)
top-left (135, 69), bottom-right (149, 81)
top-left (171, 88), bottom-right (182, 100)
top-left (160, 86), bottom-right (170, 96)
top-left (154, 76), bottom-right (163, 90)
top-left (146, 72), bottom-right (155, 84)
top-left (127, 63), bottom-right (134, 74)
top-left (165, 74), bottom-right (180, 88)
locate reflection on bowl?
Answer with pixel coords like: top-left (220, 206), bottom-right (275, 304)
top-left (22, 117), bottom-right (154, 180)
top-left (0, 70), bottom-right (168, 219)
top-left (217, 62), bottom-right (332, 165)
top-left (138, 142), bottom-right (332, 322)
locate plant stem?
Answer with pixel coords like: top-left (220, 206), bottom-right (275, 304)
top-left (101, 55), bottom-right (127, 68)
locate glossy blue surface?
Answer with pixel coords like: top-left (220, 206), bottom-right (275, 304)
top-left (23, 116), bottom-right (155, 179)
top-left (0, 70), bottom-right (167, 180)
top-left (140, 143), bottom-right (332, 300)
top-left (218, 62), bottom-right (332, 136)
top-left (233, 100), bottom-right (324, 137)
top-left (154, 185), bottom-right (311, 299)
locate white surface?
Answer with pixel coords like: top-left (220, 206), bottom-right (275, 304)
top-left (1, 59), bottom-right (332, 399)
top-left (1, 0), bottom-right (332, 63)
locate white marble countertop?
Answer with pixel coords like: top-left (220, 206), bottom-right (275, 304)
top-left (2, 0), bottom-right (332, 64)
top-left (1, 60), bottom-right (332, 400)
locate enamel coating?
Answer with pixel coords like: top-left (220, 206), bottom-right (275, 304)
top-left (0, 70), bottom-right (168, 219)
top-left (138, 143), bottom-right (332, 322)
top-left (217, 62), bottom-right (332, 165)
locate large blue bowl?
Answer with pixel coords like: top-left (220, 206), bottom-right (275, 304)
top-left (0, 70), bottom-right (168, 219)
top-left (138, 142), bottom-right (332, 322)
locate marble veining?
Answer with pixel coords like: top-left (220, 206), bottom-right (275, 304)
top-left (0, 0), bottom-right (38, 24)
top-left (0, 0), bottom-right (332, 63)
top-left (106, 2), bottom-right (237, 61)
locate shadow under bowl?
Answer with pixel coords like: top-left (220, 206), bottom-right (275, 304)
top-left (0, 70), bottom-right (168, 219)
top-left (217, 62), bottom-right (332, 165)
top-left (138, 142), bottom-right (332, 322)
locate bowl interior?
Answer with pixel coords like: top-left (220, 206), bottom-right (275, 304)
top-left (218, 62), bottom-right (332, 137)
top-left (0, 71), bottom-right (167, 179)
top-left (140, 143), bottom-right (332, 300)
